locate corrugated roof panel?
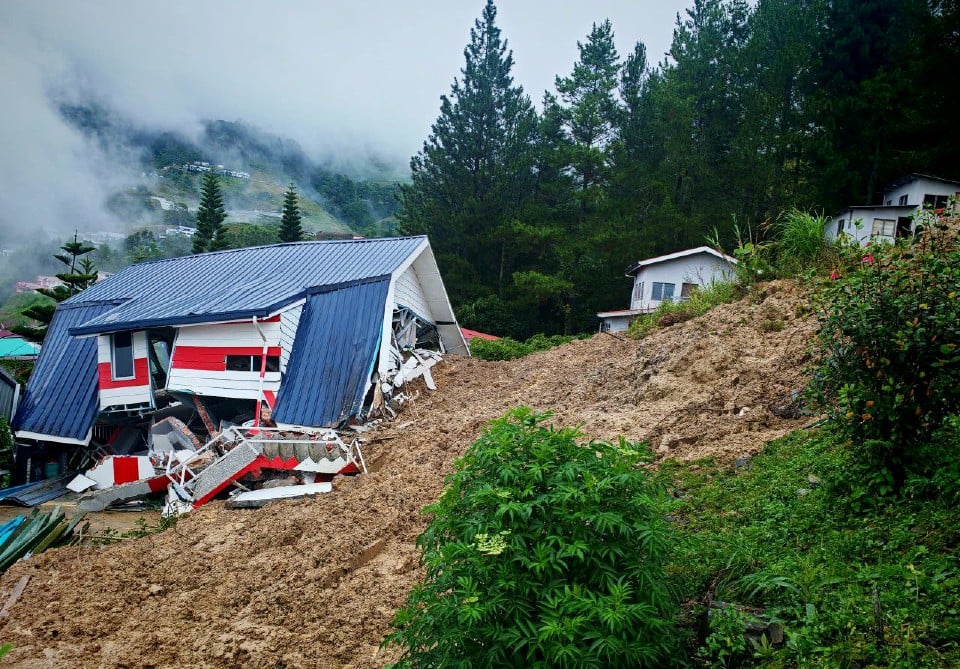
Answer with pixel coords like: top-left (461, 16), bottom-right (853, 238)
top-left (0, 476), bottom-right (71, 506)
top-left (67, 237), bottom-right (425, 335)
top-left (272, 278), bottom-right (390, 428)
top-left (12, 302), bottom-right (118, 441)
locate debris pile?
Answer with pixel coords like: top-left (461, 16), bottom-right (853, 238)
top-left (0, 281), bottom-right (816, 668)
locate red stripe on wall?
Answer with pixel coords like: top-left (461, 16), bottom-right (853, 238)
top-left (98, 358), bottom-right (150, 390)
top-left (171, 346), bottom-right (282, 372)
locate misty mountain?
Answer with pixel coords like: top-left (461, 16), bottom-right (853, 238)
top-left (57, 102), bottom-right (404, 236)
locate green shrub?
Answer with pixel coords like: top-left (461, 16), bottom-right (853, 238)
top-left (384, 409), bottom-right (682, 668)
top-left (468, 333), bottom-right (577, 361)
top-left (808, 212), bottom-right (960, 492)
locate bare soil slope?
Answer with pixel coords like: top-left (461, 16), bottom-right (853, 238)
top-left (0, 281), bottom-right (815, 669)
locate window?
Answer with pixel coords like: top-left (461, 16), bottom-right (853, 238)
top-left (632, 280), bottom-right (644, 303)
top-left (923, 193), bottom-right (948, 209)
top-left (898, 194), bottom-right (908, 205)
top-left (871, 218), bottom-right (896, 237)
top-left (680, 283), bottom-right (698, 300)
top-left (111, 332), bottom-right (135, 380)
top-left (836, 219), bottom-right (844, 236)
top-left (651, 282), bottom-right (675, 301)
top-left (225, 355), bottom-right (280, 372)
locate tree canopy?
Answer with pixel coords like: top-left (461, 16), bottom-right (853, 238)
top-left (398, 0), bottom-right (960, 339)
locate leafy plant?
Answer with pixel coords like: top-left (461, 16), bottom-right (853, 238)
top-left (808, 211), bottom-right (960, 492)
top-left (383, 408), bottom-right (682, 668)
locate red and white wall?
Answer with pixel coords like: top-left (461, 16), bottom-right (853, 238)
top-left (166, 316), bottom-right (286, 403)
top-left (97, 331), bottom-right (152, 410)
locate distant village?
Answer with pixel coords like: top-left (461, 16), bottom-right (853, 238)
top-left (161, 161), bottom-right (250, 179)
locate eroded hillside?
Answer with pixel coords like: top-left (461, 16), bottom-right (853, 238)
top-left (0, 280), bottom-right (816, 668)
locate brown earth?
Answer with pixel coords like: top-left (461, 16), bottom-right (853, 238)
top-left (0, 280), bottom-right (816, 668)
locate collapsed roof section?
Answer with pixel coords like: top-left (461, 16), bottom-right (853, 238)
top-left (14, 237), bottom-right (468, 445)
top-left (272, 277), bottom-right (390, 427)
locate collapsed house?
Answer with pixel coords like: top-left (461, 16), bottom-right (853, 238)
top-left (10, 236), bottom-right (467, 511)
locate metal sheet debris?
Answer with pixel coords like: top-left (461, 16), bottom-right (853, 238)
top-left (224, 482), bottom-right (332, 509)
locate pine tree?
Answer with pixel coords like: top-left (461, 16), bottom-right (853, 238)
top-left (11, 232), bottom-right (98, 342)
top-left (193, 172), bottom-right (227, 254)
top-left (398, 0), bottom-right (537, 303)
top-left (279, 182), bottom-right (304, 242)
top-left (554, 19), bottom-right (621, 201)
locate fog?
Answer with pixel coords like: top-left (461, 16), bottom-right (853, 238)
top-left (0, 0), bottom-right (692, 241)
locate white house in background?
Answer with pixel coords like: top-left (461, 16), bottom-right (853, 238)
top-left (826, 173), bottom-right (960, 246)
top-left (597, 246), bottom-right (737, 333)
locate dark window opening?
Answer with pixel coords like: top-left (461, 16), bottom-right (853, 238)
top-left (112, 332), bottom-right (135, 380)
top-left (680, 282), bottom-right (698, 300)
top-left (225, 355), bottom-right (280, 372)
top-left (923, 194), bottom-right (948, 209)
top-left (898, 194), bottom-right (908, 205)
top-left (896, 216), bottom-right (913, 238)
top-left (836, 219), bottom-right (844, 236)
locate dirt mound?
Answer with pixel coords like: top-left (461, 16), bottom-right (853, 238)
top-left (0, 280), bottom-right (816, 668)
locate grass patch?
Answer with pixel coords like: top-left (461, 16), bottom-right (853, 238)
top-left (628, 281), bottom-right (744, 339)
top-left (658, 429), bottom-right (960, 667)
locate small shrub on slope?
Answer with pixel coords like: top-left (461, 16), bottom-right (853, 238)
top-left (384, 408), bottom-right (681, 668)
top-left (808, 211), bottom-right (960, 493)
top-left (468, 333), bottom-right (577, 361)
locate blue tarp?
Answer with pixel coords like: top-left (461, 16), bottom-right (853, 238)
top-left (13, 302), bottom-right (118, 442)
top-left (273, 278), bottom-right (390, 428)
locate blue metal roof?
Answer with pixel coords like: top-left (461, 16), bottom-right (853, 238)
top-left (273, 278), bottom-right (390, 427)
top-left (13, 302), bottom-right (119, 442)
top-left (67, 237), bottom-right (426, 335)
top-left (0, 476), bottom-right (71, 506)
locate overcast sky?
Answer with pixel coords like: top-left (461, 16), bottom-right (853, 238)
top-left (0, 0), bottom-right (694, 237)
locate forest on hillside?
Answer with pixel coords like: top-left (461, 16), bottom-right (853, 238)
top-left (399, 0), bottom-right (960, 337)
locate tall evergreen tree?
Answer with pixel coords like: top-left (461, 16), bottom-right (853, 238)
top-left (554, 19), bottom-right (621, 202)
top-left (192, 172), bottom-right (227, 254)
top-left (398, 0), bottom-right (538, 305)
top-left (11, 232), bottom-right (98, 342)
top-left (279, 182), bottom-right (304, 242)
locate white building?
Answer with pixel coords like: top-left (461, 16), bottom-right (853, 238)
top-left (826, 174), bottom-right (960, 246)
top-left (597, 246), bottom-right (737, 333)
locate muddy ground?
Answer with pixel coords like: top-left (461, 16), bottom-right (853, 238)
top-left (0, 281), bottom-right (816, 668)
